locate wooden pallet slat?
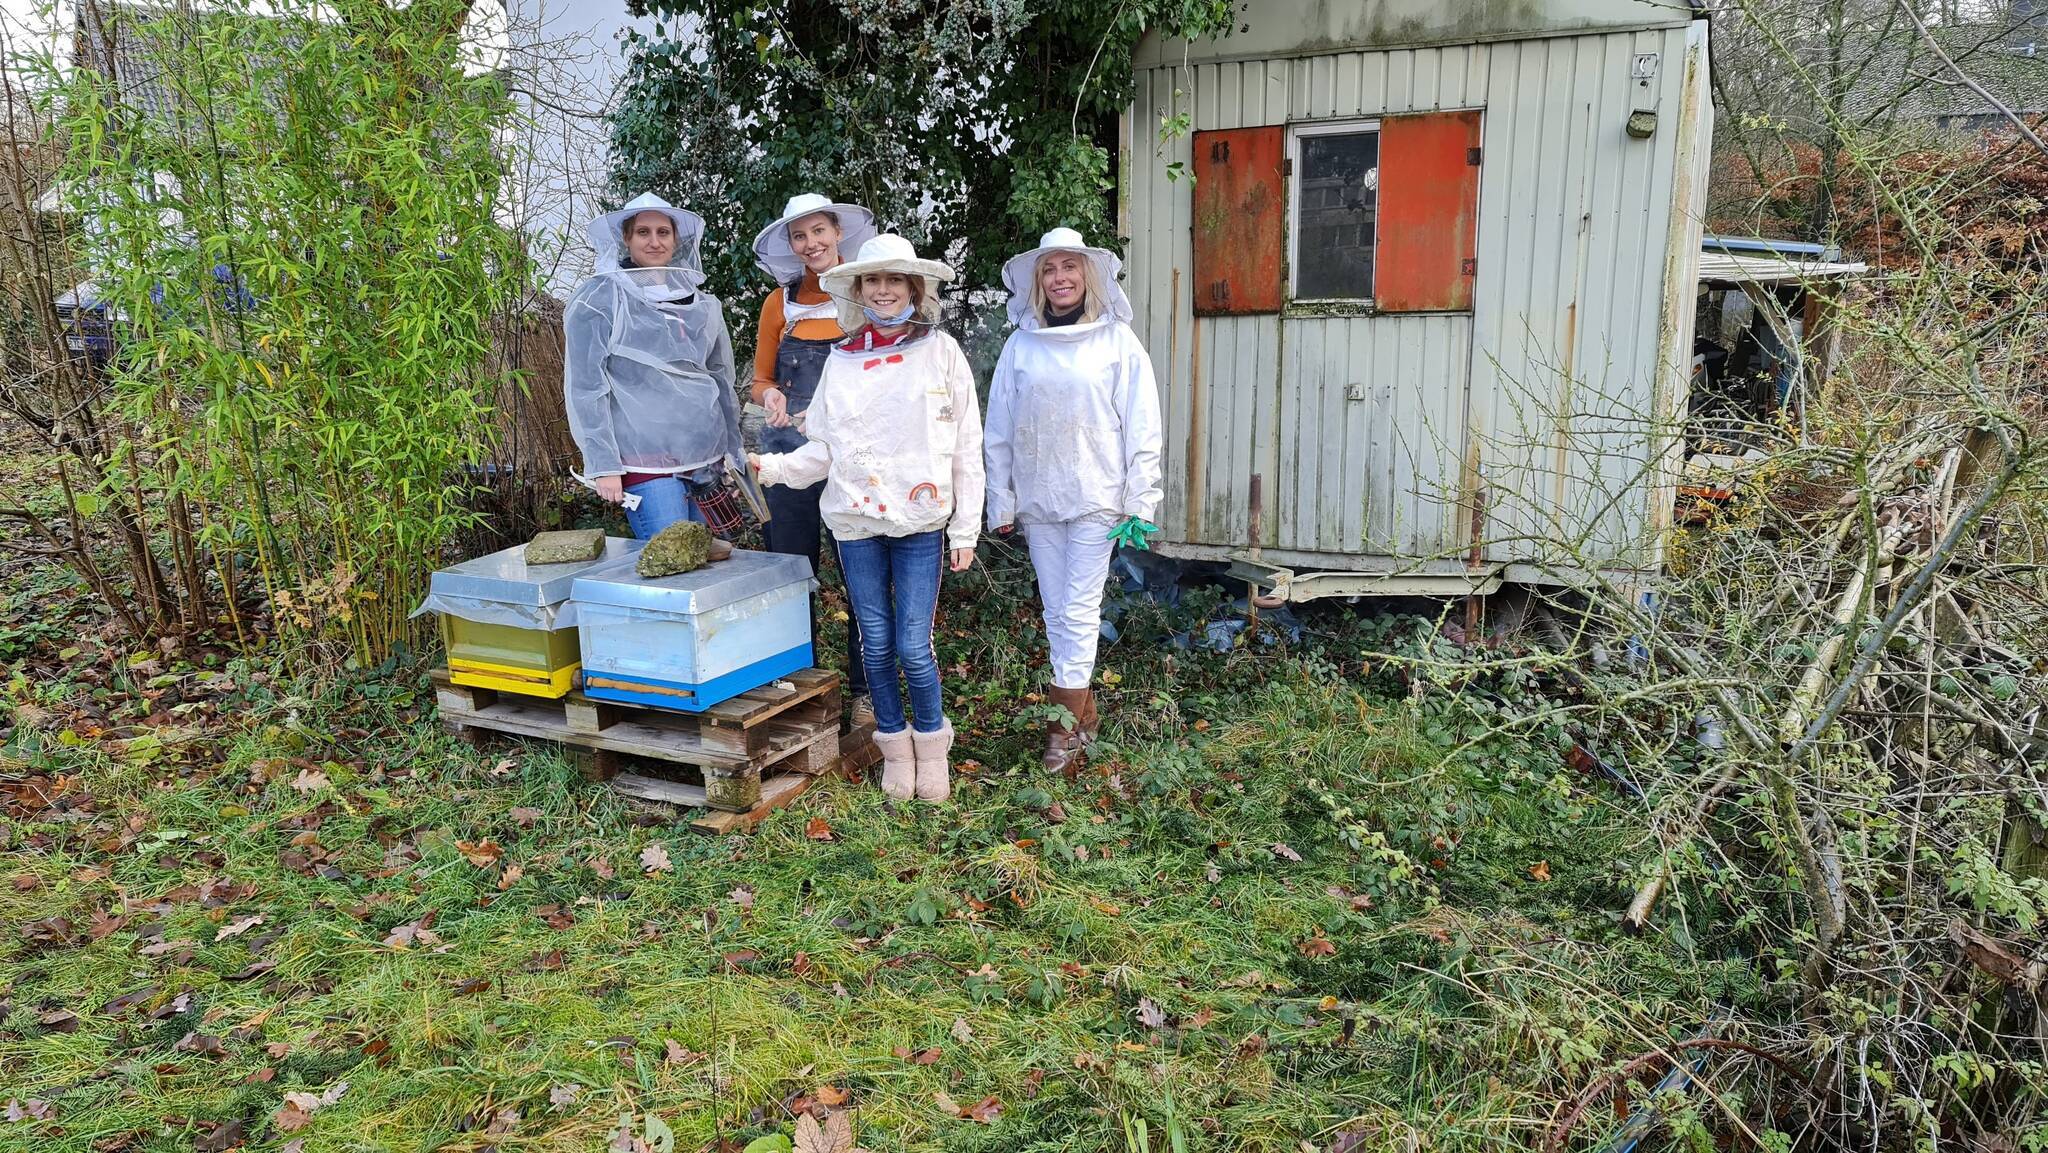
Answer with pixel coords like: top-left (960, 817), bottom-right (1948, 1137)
top-left (431, 666), bottom-right (868, 835)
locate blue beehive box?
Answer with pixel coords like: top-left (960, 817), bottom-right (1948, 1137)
top-left (566, 548), bottom-right (815, 713)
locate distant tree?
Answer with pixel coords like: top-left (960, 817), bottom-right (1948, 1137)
top-left (606, 0), bottom-right (1234, 339)
top-left (1705, 0), bottom-right (2043, 240)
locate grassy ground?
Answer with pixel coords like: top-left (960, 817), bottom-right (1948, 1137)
top-left (1, 532), bottom-right (1742, 1152)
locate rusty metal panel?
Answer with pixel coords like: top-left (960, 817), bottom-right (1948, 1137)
top-left (1375, 109), bottom-right (1482, 312)
top-left (1191, 126), bottom-right (1285, 315)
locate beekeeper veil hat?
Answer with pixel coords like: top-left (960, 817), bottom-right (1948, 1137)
top-left (752, 192), bottom-right (878, 284)
top-left (1002, 226), bottom-right (1133, 328)
top-left (819, 233), bottom-right (954, 334)
top-left (587, 192), bottom-right (707, 297)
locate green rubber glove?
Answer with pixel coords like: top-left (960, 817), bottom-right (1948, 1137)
top-left (1110, 517), bottom-right (1158, 550)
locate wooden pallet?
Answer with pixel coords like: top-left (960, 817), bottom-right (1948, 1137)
top-left (432, 667), bottom-right (861, 834)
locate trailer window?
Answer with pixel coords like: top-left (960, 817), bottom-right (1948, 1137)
top-left (1292, 124), bottom-right (1379, 302)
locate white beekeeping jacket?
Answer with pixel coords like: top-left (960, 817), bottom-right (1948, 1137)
top-left (754, 330), bottom-right (985, 552)
top-left (563, 193), bottom-right (742, 479)
top-left (984, 274), bottom-right (1163, 530)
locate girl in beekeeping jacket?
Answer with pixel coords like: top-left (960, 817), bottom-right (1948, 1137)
top-left (564, 192), bottom-right (746, 539)
top-left (750, 234), bottom-right (984, 806)
top-left (984, 227), bottom-right (1163, 775)
top-left (749, 193), bottom-right (879, 728)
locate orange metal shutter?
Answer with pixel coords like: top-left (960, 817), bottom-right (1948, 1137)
top-left (1375, 110), bottom-right (1482, 313)
top-left (1191, 126), bottom-right (1286, 315)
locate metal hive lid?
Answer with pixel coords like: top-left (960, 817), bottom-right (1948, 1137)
top-left (569, 547), bottom-right (815, 616)
top-left (428, 537), bottom-right (645, 607)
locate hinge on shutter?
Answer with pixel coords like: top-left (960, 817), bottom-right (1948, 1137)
top-left (1212, 139), bottom-right (1231, 162)
top-left (1461, 258), bottom-right (1477, 276)
top-left (1283, 157), bottom-right (1292, 177)
top-left (1466, 146), bottom-right (1482, 166)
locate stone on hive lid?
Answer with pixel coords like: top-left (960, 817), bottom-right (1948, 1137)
top-left (637, 520), bottom-right (712, 578)
top-left (524, 528), bottom-right (606, 566)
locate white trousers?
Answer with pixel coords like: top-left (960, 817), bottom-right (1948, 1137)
top-left (1023, 520), bottom-right (1118, 690)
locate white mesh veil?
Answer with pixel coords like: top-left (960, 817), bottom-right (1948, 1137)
top-left (564, 193), bottom-right (742, 479)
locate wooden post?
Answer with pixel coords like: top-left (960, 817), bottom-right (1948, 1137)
top-left (1465, 483), bottom-right (1488, 637)
top-left (1247, 473), bottom-right (1263, 628)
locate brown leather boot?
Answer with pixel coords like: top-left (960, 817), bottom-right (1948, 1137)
top-left (1075, 689), bottom-right (1099, 743)
top-left (1043, 686), bottom-right (1089, 776)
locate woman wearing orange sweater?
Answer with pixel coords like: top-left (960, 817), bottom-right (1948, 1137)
top-left (750, 193), bottom-right (878, 723)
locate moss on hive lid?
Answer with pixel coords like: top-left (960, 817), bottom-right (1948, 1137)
top-left (637, 520), bottom-right (713, 578)
top-left (524, 529), bottom-right (607, 566)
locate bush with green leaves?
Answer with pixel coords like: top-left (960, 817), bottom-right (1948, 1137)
top-left (43, 0), bottom-right (526, 664)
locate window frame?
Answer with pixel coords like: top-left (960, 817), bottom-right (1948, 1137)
top-left (1287, 117), bottom-right (1382, 307)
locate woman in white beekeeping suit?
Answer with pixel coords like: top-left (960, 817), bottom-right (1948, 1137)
top-left (564, 192), bottom-right (746, 539)
top-left (984, 227), bottom-right (1163, 775)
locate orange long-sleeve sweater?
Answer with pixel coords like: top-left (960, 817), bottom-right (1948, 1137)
top-left (750, 269), bottom-right (845, 404)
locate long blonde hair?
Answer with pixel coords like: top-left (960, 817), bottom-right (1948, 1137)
top-left (1028, 252), bottom-right (1107, 324)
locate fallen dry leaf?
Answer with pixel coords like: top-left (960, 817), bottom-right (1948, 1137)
top-left (509, 807), bottom-right (542, 827)
top-left (805, 816), bottom-right (835, 841)
top-left (194, 1118), bottom-right (245, 1152)
top-left (640, 842), bottom-right (673, 874)
top-left (812, 1083), bottom-right (851, 1107)
top-left (456, 839), bottom-right (503, 868)
top-left (728, 885), bottom-right (755, 910)
top-left (548, 1083), bottom-right (580, 1110)
top-left (382, 913), bottom-right (440, 949)
top-left (498, 863), bottom-right (524, 890)
top-left (5, 1098), bottom-right (54, 1122)
top-left (173, 1032), bottom-right (227, 1058)
top-left (289, 768), bottom-right (330, 793)
top-left (950, 1016), bottom-right (974, 1044)
top-left (793, 1111), bottom-right (854, 1153)
top-left (934, 1091), bottom-right (1002, 1124)
top-left (664, 1038), bottom-right (703, 1065)
top-left (214, 914), bottom-right (264, 941)
top-left (1269, 841), bottom-right (1302, 862)
top-left (1136, 998), bottom-right (1166, 1029)
top-left (590, 855), bottom-right (616, 880)
top-left (274, 1080), bottom-right (348, 1131)
top-left (893, 1045), bottom-right (942, 1065)
top-left (1297, 936), bottom-right (1338, 958)
top-left (1528, 860), bottom-right (1552, 882)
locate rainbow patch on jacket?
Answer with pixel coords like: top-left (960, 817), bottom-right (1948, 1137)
top-left (906, 481), bottom-right (943, 512)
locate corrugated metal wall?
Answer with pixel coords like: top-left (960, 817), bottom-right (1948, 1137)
top-left (1126, 24), bottom-right (1697, 571)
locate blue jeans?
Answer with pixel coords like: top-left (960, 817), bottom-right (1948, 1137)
top-left (834, 531), bottom-right (945, 734)
top-left (623, 476), bottom-right (704, 540)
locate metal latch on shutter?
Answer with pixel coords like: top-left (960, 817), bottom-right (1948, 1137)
top-left (1461, 258), bottom-right (1477, 276)
top-left (1467, 146), bottom-right (1482, 166)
